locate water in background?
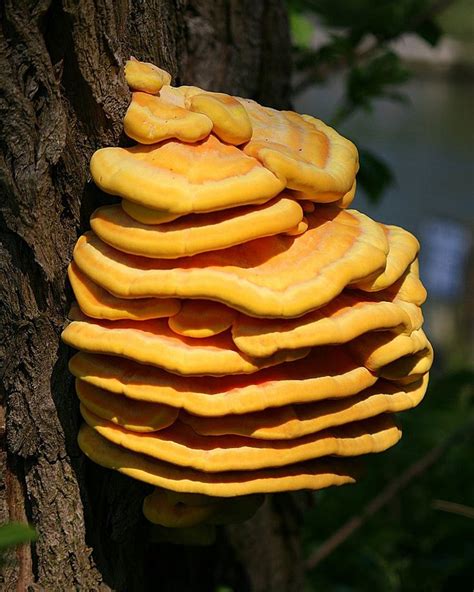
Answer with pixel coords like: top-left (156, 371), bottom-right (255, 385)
top-left (296, 73), bottom-right (474, 368)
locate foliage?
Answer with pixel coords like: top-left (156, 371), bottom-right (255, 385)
top-left (302, 369), bottom-right (474, 591)
top-left (288, 0), bottom-right (453, 202)
top-left (0, 522), bottom-right (37, 568)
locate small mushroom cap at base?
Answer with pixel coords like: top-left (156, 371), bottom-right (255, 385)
top-left (68, 262), bottom-right (181, 321)
top-left (90, 197), bottom-right (304, 259)
top-left (125, 58), bottom-right (171, 94)
top-left (68, 347), bottom-right (377, 416)
top-left (143, 488), bottom-right (217, 528)
top-left (81, 404), bottom-right (401, 472)
top-left (73, 207), bottom-right (389, 318)
top-left (90, 135), bottom-right (284, 216)
top-left (78, 423), bottom-right (359, 496)
top-left (182, 374), bottom-right (428, 440)
top-left (143, 488), bottom-right (264, 527)
top-left (62, 305), bottom-right (310, 376)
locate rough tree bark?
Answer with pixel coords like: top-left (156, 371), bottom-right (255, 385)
top-left (0, 1), bottom-right (305, 590)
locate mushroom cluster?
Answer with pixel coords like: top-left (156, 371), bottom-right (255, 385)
top-left (62, 58), bottom-right (432, 542)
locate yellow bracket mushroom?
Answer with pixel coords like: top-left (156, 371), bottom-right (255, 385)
top-left (62, 58), bottom-right (431, 539)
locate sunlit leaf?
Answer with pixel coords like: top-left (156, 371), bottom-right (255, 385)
top-left (0, 523), bottom-right (37, 550)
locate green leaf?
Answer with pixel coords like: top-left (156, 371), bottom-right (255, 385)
top-left (357, 148), bottom-right (395, 203)
top-left (0, 523), bottom-right (37, 550)
top-left (289, 12), bottom-right (315, 49)
top-left (345, 51), bottom-right (410, 112)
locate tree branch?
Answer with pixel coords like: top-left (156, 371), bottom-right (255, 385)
top-left (305, 419), bottom-right (474, 571)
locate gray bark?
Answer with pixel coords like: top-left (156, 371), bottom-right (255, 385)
top-left (0, 1), bottom-right (300, 590)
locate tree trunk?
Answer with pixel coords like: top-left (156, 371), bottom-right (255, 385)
top-left (0, 1), bottom-right (303, 590)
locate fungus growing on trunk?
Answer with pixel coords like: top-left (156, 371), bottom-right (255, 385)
top-left (62, 59), bottom-right (432, 540)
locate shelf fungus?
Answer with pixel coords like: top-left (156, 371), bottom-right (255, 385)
top-left (63, 58), bottom-right (432, 544)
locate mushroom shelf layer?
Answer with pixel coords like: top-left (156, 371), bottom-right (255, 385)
top-left (63, 306), bottom-right (310, 376)
top-left (72, 206), bottom-right (389, 318)
top-left (76, 373), bottom-right (428, 439)
top-left (69, 348), bottom-right (378, 415)
top-left (78, 424), bottom-right (359, 496)
top-left (80, 405), bottom-right (401, 472)
top-left (90, 196), bottom-right (304, 258)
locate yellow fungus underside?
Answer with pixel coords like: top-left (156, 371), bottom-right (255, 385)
top-left (78, 373), bottom-right (427, 440)
top-left (379, 342), bottom-right (434, 382)
top-left (81, 405), bottom-right (401, 472)
top-left (121, 201), bottom-right (182, 224)
top-left (382, 260), bottom-right (427, 305)
top-left (78, 424), bottom-right (359, 496)
top-left (68, 348), bottom-right (378, 416)
top-left (76, 379), bottom-right (178, 433)
top-left (353, 225), bottom-right (420, 292)
top-left (182, 374), bottom-right (428, 440)
top-left (349, 328), bottom-right (431, 371)
top-left (231, 291), bottom-right (422, 357)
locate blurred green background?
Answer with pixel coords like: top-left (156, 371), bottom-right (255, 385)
top-left (289, 1), bottom-right (474, 590)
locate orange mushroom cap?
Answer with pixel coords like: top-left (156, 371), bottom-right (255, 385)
top-left (90, 197), bottom-right (304, 259)
top-left (90, 135), bottom-right (284, 216)
top-left (124, 58), bottom-right (171, 94)
top-left (73, 207), bottom-right (389, 318)
top-left (240, 99), bottom-right (359, 200)
top-left (187, 91), bottom-right (253, 145)
top-left (124, 92), bottom-right (213, 144)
